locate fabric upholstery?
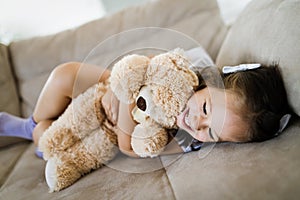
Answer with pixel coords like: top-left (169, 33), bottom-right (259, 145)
top-left (0, 44), bottom-right (26, 147)
top-left (0, 144), bottom-right (174, 200)
top-left (0, 142), bottom-right (29, 186)
top-left (161, 118), bottom-right (300, 200)
top-left (0, 44), bottom-right (20, 116)
top-left (216, 0), bottom-right (300, 116)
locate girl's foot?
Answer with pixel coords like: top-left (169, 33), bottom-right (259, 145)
top-left (0, 112), bottom-right (36, 140)
top-left (35, 147), bottom-right (44, 159)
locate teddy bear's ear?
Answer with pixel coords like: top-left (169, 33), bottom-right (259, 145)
top-left (110, 54), bottom-right (150, 104)
top-left (149, 49), bottom-right (199, 88)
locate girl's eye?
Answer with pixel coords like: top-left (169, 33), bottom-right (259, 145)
top-left (203, 102), bottom-right (207, 115)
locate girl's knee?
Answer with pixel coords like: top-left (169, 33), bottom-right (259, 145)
top-left (33, 120), bottom-right (53, 146)
top-left (49, 62), bottom-right (81, 96)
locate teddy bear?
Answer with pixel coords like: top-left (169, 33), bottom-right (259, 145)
top-left (110, 49), bottom-right (199, 157)
top-left (38, 48), bottom-right (198, 192)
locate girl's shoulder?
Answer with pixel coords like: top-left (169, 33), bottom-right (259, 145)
top-left (185, 47), bottom-right (215, 69)
top-left (169, 129), bottom-right (203, 153)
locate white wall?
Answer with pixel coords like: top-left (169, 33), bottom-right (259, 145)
top-left (0, 0), bottom-right (252, 45)
top-left (102, 0), bottom-right (148, 14)
top-left (0, 0), bottom-right (106, 44)
top-left (217, 0), bottom-right (253, 25)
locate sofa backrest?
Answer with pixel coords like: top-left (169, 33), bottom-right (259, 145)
top-left (216, 0), bottom-right (300, 117)
top-left (0, 44), bottom-right (25, 147)
top-left (0, 44), bottom-right (20, 116)
top-left (8, 0), bottom-right (228, 117)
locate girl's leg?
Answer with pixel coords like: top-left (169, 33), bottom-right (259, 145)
top-left (1, 62), bottom-right (109, 145)
top-left (32, 62), bottom-right (110, 144)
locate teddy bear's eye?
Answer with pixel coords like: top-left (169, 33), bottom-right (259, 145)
top-left (137, 96), bottom-right (147, 111)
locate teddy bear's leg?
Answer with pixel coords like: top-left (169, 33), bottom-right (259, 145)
top-left (39, 125), bottom-right (79, 160)
top-left (44, 127), bottom-right (119, 192)
top-left (45, 155), bottom-right (82, 192)
top-left (38, 94), bottom-right (93, 160)
top-left (39, 83), bottom-right (107, 160)
top-left (70, 83), bottom-right (107, 138)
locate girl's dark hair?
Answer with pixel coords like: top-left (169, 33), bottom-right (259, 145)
top-left (195, 64), bottom-right (292, 142)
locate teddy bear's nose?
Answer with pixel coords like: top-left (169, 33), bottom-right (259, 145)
top-left (137, 96), bottom-right (147, 111)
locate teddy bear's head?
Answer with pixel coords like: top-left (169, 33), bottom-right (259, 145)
top-left (111, 49), bottom-right (198, 127)
top-left (110, 49), bottom-right (198, 157)
top-left (133, 50), bottom-right (198, 128)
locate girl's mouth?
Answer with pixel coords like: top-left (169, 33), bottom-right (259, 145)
top-left (177, 107), bottom-right (201, 140)
top-left (180, 107), bottom-right (193, 131)
top-left (184, 110), bottom-right (191, 128)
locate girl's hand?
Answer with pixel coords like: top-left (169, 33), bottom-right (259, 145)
top-left (101, 88), bottom-right (119, 125)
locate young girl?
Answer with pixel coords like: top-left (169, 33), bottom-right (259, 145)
top-left (0, 48), bottom-right (292, 158)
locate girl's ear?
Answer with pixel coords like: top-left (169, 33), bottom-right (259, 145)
top-left (260, 111), bottom-right (281, 134)
top-left (254, 110), bottom-right (282, 141)
top-left (109, 54), bottom-right (150, 104)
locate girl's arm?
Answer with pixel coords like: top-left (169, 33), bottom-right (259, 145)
top-left (116, 101), bottom-right (185, 157)
top-left (116, 102), bottom-right (185, 157)
top-left (116, 102), bottom-right (139, 158)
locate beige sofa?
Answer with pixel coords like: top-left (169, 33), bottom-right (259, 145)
top-left (1, 0), bottom-right (300, 199)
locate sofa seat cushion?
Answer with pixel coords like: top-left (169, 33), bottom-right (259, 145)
top-left (0, 142), bottom-right (30, 186)
top-left (161, 118), bottom-right (300, 199)
top-left (0, 144), bottom-right (174, 199)
top-left (216, 0), bottom-right (300, 116)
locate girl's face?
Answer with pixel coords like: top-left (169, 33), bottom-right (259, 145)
top-left (177, 87), bottom-right (247, 142)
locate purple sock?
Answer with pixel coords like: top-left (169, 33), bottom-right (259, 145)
top-left (35, 147), bottom-right (44, 159)
top-left (0, 112), bottom-right (36, 140)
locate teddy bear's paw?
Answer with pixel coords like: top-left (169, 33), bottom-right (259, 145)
top-left (45, 156), bottom-right (82, 192)
top-left (131, 124), bottom-right (168, 158)
top-left (44, 131), bottom-right (118, 192)
top-left (45, 158), bottom-right (58, 192)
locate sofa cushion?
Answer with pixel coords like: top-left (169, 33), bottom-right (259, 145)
top-left (0, 143), bottom-right (29, 186)
top-left (8, 0), bottom-right (227, 117)
top-left (161, 118), bottom-right (300, 199)
top-left (0, 44), bottom-right (20, 116)
top-left (0, 44), bottom-right (26, 147)
top-left (216, 0), bottom-right (300, 116)
top-left (0, 144), bottom-right (175, 199)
